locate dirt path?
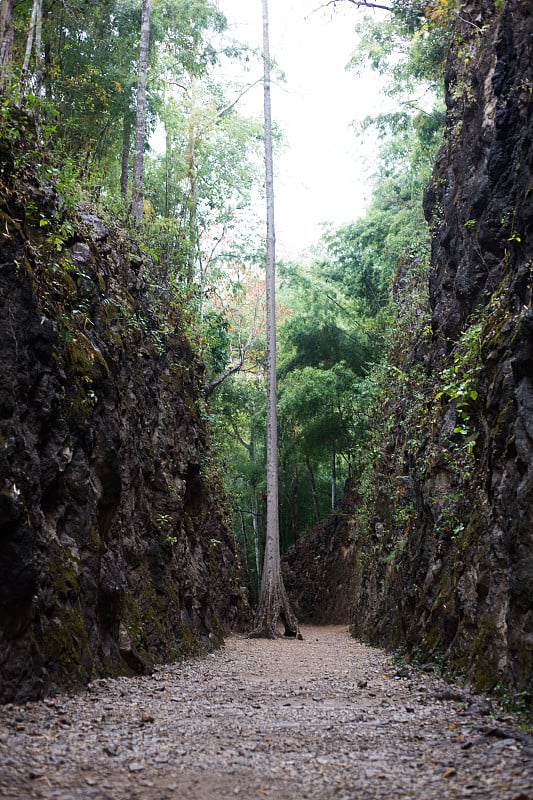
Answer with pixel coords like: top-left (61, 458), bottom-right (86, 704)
top-left (0, 626), bottom-right (531, 799)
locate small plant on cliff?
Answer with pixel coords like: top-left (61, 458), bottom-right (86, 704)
top-left (153, 513), bottom-right (178, 547)
top-left (436, 320), bottom-right (483, 439)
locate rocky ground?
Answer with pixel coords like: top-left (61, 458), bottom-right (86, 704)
top-left (0, 626), bottom-right (531, 799)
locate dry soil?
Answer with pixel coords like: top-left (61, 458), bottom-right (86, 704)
top-left (0, 626), bottom-right (532, 799)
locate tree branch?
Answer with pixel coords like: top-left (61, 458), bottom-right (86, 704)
top-left (319, 0), bottom-right (392, 13)
top-left (229, 419), bottom-right (252, 454)
top-left (215, 77), bottom-right (264, 120)
top-left (205, 354), bottom-right (246, 398)
top-left (205, 303), bottom-right (260, 399)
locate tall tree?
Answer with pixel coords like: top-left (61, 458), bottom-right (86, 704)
top-left (250, 0), bottom-right (300, 640)
top-left (20, 0), bottom-right (42, 91)
top-left (131, 0), bottom-right (151, 224)
top-left (0, 0), bottom-right (14, 81)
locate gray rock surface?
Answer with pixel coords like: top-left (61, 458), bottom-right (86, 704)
top-left (0, 119), bottom-right (250, 702)
top-left (284, 0), bottom-right (533, 700)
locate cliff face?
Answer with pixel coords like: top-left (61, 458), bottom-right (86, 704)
top-left (282, 484), bottom-right (359, 625)
top-left (285, 0), bottom-right (533, 699)
top-left (414, 0), bottom-right (533, 692)
top-left (0, 110), bottom-right (249, 703)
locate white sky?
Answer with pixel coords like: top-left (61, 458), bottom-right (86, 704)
top-left (216, 0), bottom-right (389, 257)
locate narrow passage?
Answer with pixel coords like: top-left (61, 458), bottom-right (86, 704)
top-left (0, 626), bottom-right (531, 799)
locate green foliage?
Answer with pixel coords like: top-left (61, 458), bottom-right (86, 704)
top-left (143, 86), bottom-right (263, 281)
top-left (435, 320), bottom-right (482, 440)
top-left (3, 0), bottom-right (243, 208)
top-left (202, 0), bottom-right (450, 568)
top-left (153, 0), bottom-right (228, 77)
top-left (0, 99), bottom-right (81, 270)
top-left (152, 514), bottom-right (180, 550)
top-left (350, 0), bottom-right (458, 91)
top-left (0, 0), bottom-right (455, 614)
top-left (208, 372), bottom-right (266, 593)
top-left (202, 309), bottom-right (230, 378)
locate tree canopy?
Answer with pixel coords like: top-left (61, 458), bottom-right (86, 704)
top-left (0, 0), bottom-right (456, 600)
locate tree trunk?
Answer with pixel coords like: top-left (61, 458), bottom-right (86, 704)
top-left (306, 454), bottom-right (320, 524)
top-left (164, 115), bottom-right (170, 218)
top-left (238, 507), bottom-right (249, 565)
top-left (0, 0), bottom-right (14, 83)
top-left (131, 0), bottom-right (151, 225)
top-left (331, 443), bottom-right (337, 511)
top-left (186, 74), bottom-right (199, 285)
top-left (250, 0), bottom-right (300, 641)
top-left (251, 488), bottom-right (262, 584)
top-left (33, 0), bottom-right (42, 90)
top-left (292, 457), bottom-right (300, 539)
top-left (20, 0), bottom-right (42, 89)
top-left (120, 115), bottom-right (131, 202)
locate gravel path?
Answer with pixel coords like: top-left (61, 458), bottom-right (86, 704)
top-left (0, 626), bottom-right (531, 799)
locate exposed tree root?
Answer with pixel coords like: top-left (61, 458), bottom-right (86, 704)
top-left (249, 575), bottom-right (303, 640)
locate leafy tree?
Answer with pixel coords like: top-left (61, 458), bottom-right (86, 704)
top-left (143, 82), bottom-right (263, 286)
top-left (279, 364), bottom-right (355, 519)
top-left (38, 0), bottom-right (142, 161)
top-left (210, 375), bottom-right (266, 595)
top-left (274, 263), bottom-right (374, 543)
top-left (201, 243), bottom-right (270, 595)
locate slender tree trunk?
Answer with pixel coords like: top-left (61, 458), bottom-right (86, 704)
top-left (292, 457), bottom-right (300, 539)
top-left (331, 443), bottom-right (337, 511)
top-left (21, 2), bottom-right (37, 75)
top-left (34, 0), bottom-right (42, 81)
top-left (280, 458), bottom-right (291, 553)
top-left (164, 117), bottom-right (170, 218)
top-left (0, 0), bottom-right (14, 83)
top-left (251, 489), bottom-right (262, 584)
top-left (131, 0), bottom-right (151, 225)
top-left (238, 507), bottom-right (249, 566)
top-left (21, 0), bottom-right (42, 87)
top-left (250, 0), bottom-right (300, 640)
top-left (120, 115), bottom-right (131, 202)
top-left (186, 74), bottom-right (199, 285)
top-left (306, 454), bottom-right (320, 524)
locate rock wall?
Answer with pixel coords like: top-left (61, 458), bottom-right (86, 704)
top-left (0, 109), bottom-right (249, 703)
top-left (285, 0), bottom-right (532, 700)
top-left (282, 484), bottom-right (359, 625)
top-left (414, 0), bottom-right (533, 693)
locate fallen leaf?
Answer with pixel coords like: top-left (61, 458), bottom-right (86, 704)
top-left (442, 768), bottom-right (457, 779)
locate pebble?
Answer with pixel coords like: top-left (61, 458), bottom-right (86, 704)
top-left (0, 626), bottom-right (531, 800)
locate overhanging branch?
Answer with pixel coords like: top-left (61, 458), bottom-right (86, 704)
top-left (205, 355), bottom-right (246, 398)
top-left (320, 0), bottom-right (392, 13)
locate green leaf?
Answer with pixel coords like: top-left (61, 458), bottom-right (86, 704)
top-left (453, 425), bottom-right (468, 436)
